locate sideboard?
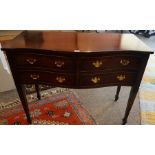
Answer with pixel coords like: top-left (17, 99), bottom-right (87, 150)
top-left (1, 31), bottom-right (154, 124)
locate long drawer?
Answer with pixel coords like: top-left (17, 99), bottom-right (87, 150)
top-left (16, 70), bottom-right (76, 87)
top-left (11, 53), bottom-right (76, 71)
top-left (79, 71), bottom-right (137, 87)
top-left (79, 55), bottom-right (142, 72)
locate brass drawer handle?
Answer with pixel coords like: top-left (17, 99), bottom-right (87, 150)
top-left (91, 77), bottom-right (101, 84)
top-left (117, 75), bottom-right (126, 81)
top-left (26, 58), bottom-right (37, 64)
top-left (92, 60), bottom-right (102, 68)
top-left (56, 76), bottom-right (66, 83)
top-left (30, 74), bottom-right (40, 80)
top-left (120, 59), bottom-right (130, 66)
top-left (54, 60), bottom-right (64, 68)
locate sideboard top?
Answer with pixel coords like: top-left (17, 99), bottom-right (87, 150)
top-left (1, 31), bottom-right (154, 54)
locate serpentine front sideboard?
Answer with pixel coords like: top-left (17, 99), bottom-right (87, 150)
top-left (1, 31), bottom-right (154, 124)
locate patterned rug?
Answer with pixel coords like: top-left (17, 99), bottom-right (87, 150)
top-left (0, 88), bottom-right (96, 125)
top-left (140, 53), bottom-right (155, 124)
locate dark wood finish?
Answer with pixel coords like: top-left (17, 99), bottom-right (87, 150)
top-left (122, 86), bottom-right (139, 124)
top-left (115, 86), bottom-right (121, 101)
top-left (1, 31), bottom-right (154, 125)
top-left (79, 71), bottom-right (137, 88)
top-left (35, 84), bottom-right (41, 100)
top-left (79, 55), bottom-right (142, 72)
top-left (122, 54), bottom-right (150, 124)
top-left (11, 53), bottom-right (76, 71)
top-left (15, 83), bottom-right (32, 124)
top-left (16, 70), bottom-right (76, 86)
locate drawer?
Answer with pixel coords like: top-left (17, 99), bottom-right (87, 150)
top-left (79, 56), bottom-right (142, 72)
top-left (16, 70), bottom-right (76, 86)
top-left (79, 71), bottom-right (137, 87)
top-left (12, 53), bottom-right (76, 71)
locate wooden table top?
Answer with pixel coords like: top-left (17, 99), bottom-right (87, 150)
top-left (1, 31), bottom-right (153, 53)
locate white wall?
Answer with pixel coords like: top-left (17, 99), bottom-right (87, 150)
top-left (0, 44), bottom-right (15, 92)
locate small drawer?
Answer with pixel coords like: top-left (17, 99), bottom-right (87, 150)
top-left (79, 71), bottom-right (137, 87)
top-left (12, 53), bottom-right (76, 71)
top-left (79, 55), bottom-right (142, 72)
top-left (16, 70), bottom-right (76, 86)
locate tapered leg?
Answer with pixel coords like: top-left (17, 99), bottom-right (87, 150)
top-left (115, 86), bottom-right (121, 101)
top-left (16, 84), bottom-right (32, 124)
top-left (122, 86), bottom-right (139, 125)
top-left (35, 84), bottom-right (41, 100)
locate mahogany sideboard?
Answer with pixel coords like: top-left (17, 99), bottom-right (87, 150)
top-left (1, 31), bottom-right (154, 124)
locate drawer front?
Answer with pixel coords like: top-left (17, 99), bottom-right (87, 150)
top-left (79, 56), bottom-right (142, 71)
top-left (79, 72), bottom-right (137, 87)
top-left (13, 53), bottom-right (76, 71)
top-left (16, 70), bottom-right (76, 86)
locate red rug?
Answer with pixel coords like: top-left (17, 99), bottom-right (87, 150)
top-left (0, 91), bottom-right (96, 125)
